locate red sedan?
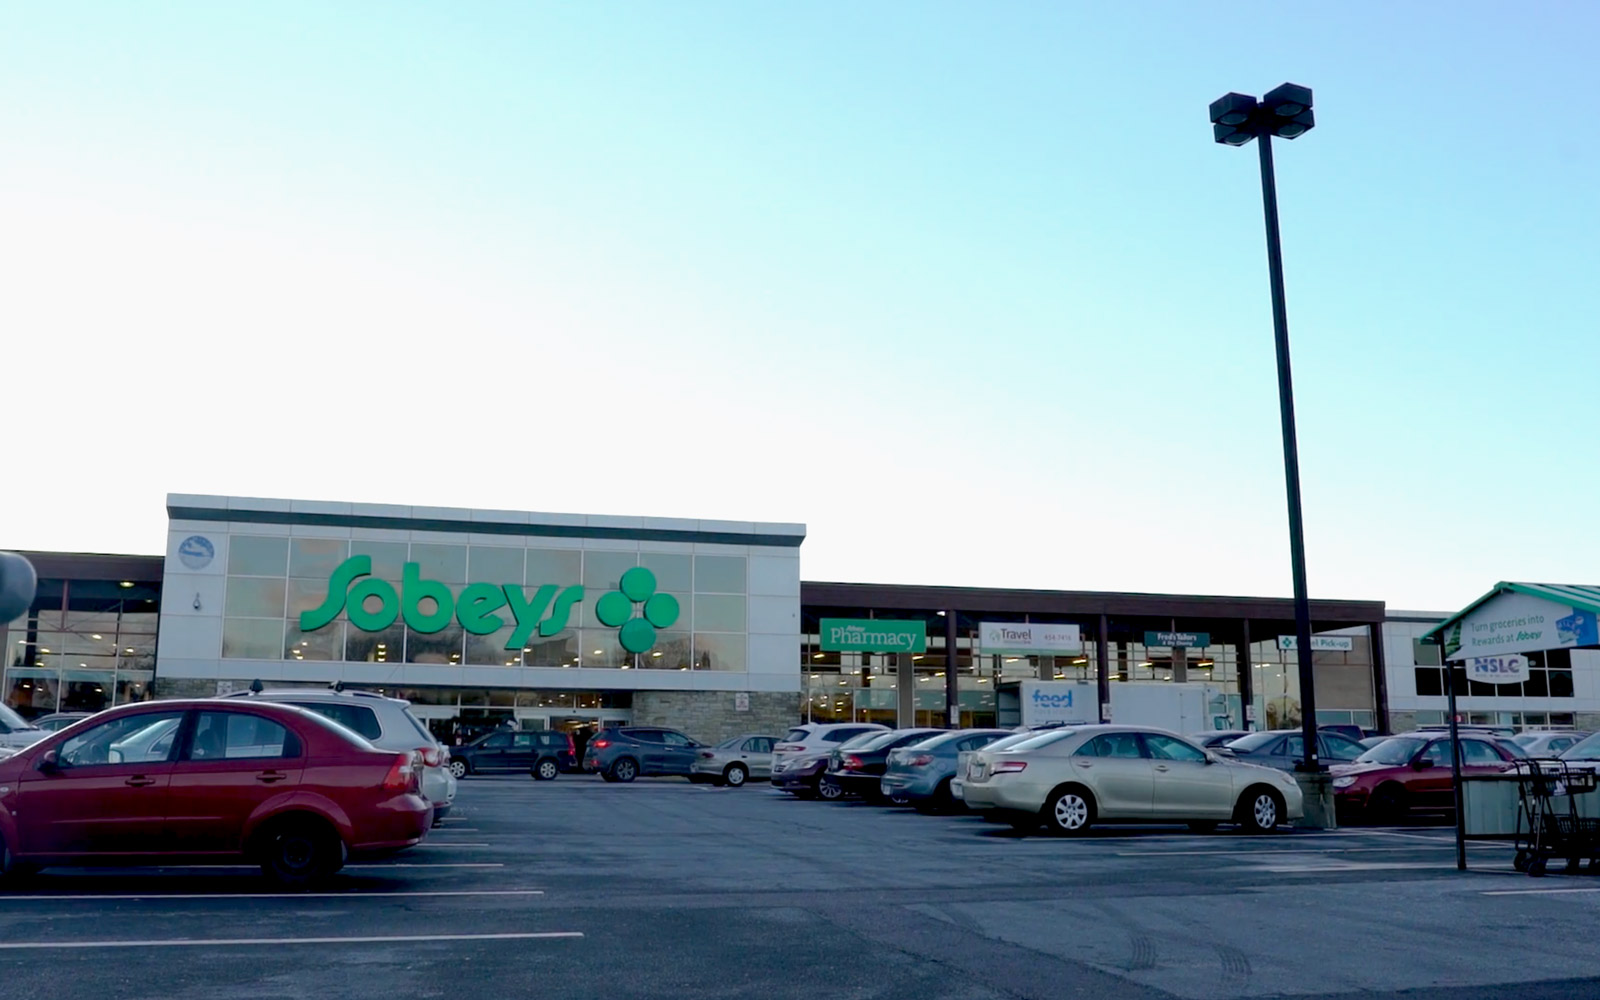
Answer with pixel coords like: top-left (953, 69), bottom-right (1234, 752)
top-left (1331, 732), bottom-right (1516, 822)
top-left (0, 700), bottom-right (432, 886)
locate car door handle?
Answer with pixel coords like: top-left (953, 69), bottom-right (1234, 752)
top-left (1153, 764), bottom-right (1171, 772)
top-left (125, 775), bottom-right (157, 787)
top-left (256, 771), bottom-right (288, 783)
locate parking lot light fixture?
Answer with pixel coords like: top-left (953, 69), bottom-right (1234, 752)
top-left (1208, 81), bottom-right (1320, 773)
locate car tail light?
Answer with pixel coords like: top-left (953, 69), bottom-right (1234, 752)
top-left (842, 755), bottom-right (864, 771)
top-left (907, 754), bottom-right (933, 767)
top-left (774, 743), bottom-right (802, 754)
top-left (384, 751), bottom-right (419, 791)
top-left (591, 739), bottom-right (611, 750)
top-left (993, 760), bottom-right (1028, 774)
top-left (699, 750), bottom-right (715, 759)
top-left (418, 746), bottom-right (443, 768)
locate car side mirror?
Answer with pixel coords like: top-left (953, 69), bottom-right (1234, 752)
top-left (36, 749), bottom-right (61, 772)
top-left (1414, 759), bottom-right (1436, 770)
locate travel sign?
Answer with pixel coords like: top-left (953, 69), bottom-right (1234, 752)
top-left (301, 556), bottom-right (680, 654)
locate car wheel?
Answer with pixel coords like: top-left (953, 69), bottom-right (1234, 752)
top-left (1188, 820), bottom-right (1219, 834)
top-left (818, 779), bottom-right (844, 800)
top-left (611, 758), bottom-right (638, 783)
top-left (0, 833), bottom-right (40, 885)
top-left (1238, 787), bottom-right (1284, 834)
top-left (1369, 783), bottom-right (1407, 824)
top-left (448, 759), bottom-right (469, 780)
top-left (533, 758), bottom-right (559, 781)
top-left (1044, 787), bottom-right (1095, 836)
top-left (258, 817), bottom-right (344, 888)
top-left (724, 763), bottom-right (748, 787)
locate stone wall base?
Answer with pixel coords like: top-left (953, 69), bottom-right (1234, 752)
top-left (631, 691), bottom-right (800, 743)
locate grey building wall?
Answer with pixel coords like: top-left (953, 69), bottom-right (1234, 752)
top-left (632, 690), bottom-right (800, 744)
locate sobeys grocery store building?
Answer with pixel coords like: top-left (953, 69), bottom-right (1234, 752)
top-left (17, 490), bottom-right (1547, 744)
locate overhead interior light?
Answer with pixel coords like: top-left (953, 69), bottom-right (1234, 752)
top-left (119, 581), bottom-right (134, 589)
top-left (91, 634), bottom-right (102, 640)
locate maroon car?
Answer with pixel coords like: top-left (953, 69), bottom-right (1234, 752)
top-left (0, 699), bottom-right (432, 886)
top-left (1331, 732), bottom-right (1516, 822)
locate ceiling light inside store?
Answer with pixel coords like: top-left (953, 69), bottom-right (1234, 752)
top-left (91, 634), bottom-right (102, 640)
top-left (812, 654), bottom-right (825, 660)
top-left (119, 581), bottom-right (134, 588)
top-left (1138, 662), bottom-right (1153, 668)
top-left (1072, 658), bottom-right (1088, 665)
top-left (593, 650), bottom-right (603, 655)
top-left (652, 652), bottom-right (662, 657)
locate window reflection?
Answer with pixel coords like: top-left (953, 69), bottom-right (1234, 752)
top-left (228, 536), bottom-right (289, 576)
top-left (406, 625), bottom-right (464, 665)
top-left (693, 556), bottom-right (745, 594)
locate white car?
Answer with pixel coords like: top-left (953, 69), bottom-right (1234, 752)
top-left (0, 704), bottom-right (46, 751)
top-left (962, 724), bottom-right (1304, 835)
top-left (770, 722), bottom-right (889, 797)
top-left (229, 688), bottom-right (456, 822)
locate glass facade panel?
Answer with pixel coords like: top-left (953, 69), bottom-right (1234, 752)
top-left (226, 577), bottom-right (287, 618)
top-left (350, 540), bottom-right (409, 580)
top-left (289, 537), bottom-right (348, 580)
top-left (639, 553), bottom-right (692, 594)
top-left (286, 620), bottom-right (345, 661)
top-left (288, 577), bottom-right (338, 618)
top-left (694, 633), bottom-right (746, 671)
top-left (465, 625), bottom-right (522, 666)
top-left (346, 622), bottom-right (404, 664)
top-left (468, 546), bottom-right (525, 586)
top-left (409, 544), bottom-right (467, 583)
top-left (693, 595), bottom-right (746, 634)
top-left (526, 549), bottom-right (582, 587)
top-left (694, 556), bottom-right (746, 594)
top-left (644, 630), bottom-right (692, 670)
top-left (583, 552), bottom-right (637, 592)
top-left (222, 618), bottom-right (285, 659)
top-left (228, 536), bottom-right (289, 576)
top-left (406, 625), bottom-right (463, 664)
top-left (524, 629), bottom-right (578, 668)
top-left (579, 629), bottom-right (627, 669)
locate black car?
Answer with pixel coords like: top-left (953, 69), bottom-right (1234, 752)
top-left (819, 728), bottom-right (947, 801)
top-left (582, 726), bottom-right (707, 782)
top-left (447, 729), bottom-right (577, 780)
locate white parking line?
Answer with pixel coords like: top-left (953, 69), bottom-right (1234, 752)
top-left (344, 863), bottom-right (504, 869)
top-left (433, 827), bottom-right (480, 833)
top-left (1483, 887), bottom-right (1600, 896)
top-left (1115, 847), bottom-right (1459, 857)
top-left (0, 889), bottom-right (544, 903)
top-left (415, 843), bottom-right (491, 848)
top-left (0, 931), bottom-right (583, 950)
top-left (1257, 862), bottom-right (1506, 873)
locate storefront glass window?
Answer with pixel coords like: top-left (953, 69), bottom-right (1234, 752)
top-left (228, 536), bottom-right (289, 576)
top-left (694, 556), bottom-right (745, 594)
top-left (406, 625), bottom-right (463, 665)
top-left (693, 595), bottom-right (746, 634)
top-left (693, 633), bottom-right (746, 671)
top-left (346, 622), bottom-right (404, 664)
top-left (579, 629), bottom-right (627, 669)
top-left (645, 631), bottom-right (692, 670)
top-left (526, 549), bottom-right (581, 586)
top-left (409, 544), bottom-right (467, 584)
top-left (226, 577), bottom-right (287, 618)
top-left (222, 618), bottom-right (285, 659)
top-left (465, 625), bottom-right (522, 666)
top-left (524, 629), bottom-right (578, 668)
top-left (286, 620), bottom-right (345, 661)
top-left (583, 552), bottom-right (638, 592)
top-left (640, 553), bottom-right (692, 594)
top-left (289, 537), bottom-right (348, 579)
top-left (468, 546), bottom-right (525, 586)
top-left (350, 540), bottom-right (409, 579)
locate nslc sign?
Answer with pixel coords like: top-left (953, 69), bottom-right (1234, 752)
top-left (301, 557), bottom-right (679, 654)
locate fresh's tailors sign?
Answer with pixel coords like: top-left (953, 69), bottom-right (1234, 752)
top-left (301, 557), bottom-right (679, 654)
top-left (980, 622), bottom-right (1082, 654)
top-left (1443, 590), bottom-right (1600, 661)
top-left (819, 618), bottom-right (926, 653)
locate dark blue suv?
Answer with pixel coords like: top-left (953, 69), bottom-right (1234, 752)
top-left (582, 726), bottom-right (706, 782)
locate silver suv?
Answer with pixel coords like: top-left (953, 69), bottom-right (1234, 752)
top-left (229, 687), bottom-right (456, 822)
top-left (770, 722), bottom-right (888, 797)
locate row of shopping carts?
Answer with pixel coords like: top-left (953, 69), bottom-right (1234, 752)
top-left (1512, 758), bottom-right (1600, 876)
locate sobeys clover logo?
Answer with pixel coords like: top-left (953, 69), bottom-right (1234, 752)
top-left (595, 567), bottom-right (680, 654)
top-left (302, 557), bottom-right (678, 654)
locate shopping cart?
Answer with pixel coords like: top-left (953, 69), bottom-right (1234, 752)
top-left (1512, 758), bottom-right (1600, 876)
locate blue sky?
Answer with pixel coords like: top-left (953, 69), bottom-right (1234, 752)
top-left (3, 2), bottom-right (1596, 611)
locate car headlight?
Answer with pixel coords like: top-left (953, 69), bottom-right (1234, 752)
top-left (1332, 776), bottom-right (1356, 789)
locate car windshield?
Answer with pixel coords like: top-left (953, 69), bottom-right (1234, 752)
top-left (782, 728), bottom-right (811, 743)
top-left (715, 736), bottom-right (744, 749)
top-left (1227, 732), bottom-right (1283, 753)
top-left (857, 732), bottom-right (910, 751)
top-left (982, 731), bottom-right (1046, 753)
top-left (1562, 732), bottom-right (1600, 761)
top-left (1356, 737), bottom-right (1424, 765)
top-left (0, 703), bottom-right (38, 730)
top-left (1495, 739), bottom-right (1528, 759)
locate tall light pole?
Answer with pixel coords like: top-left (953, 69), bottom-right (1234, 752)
top-left (1209, 83), bottom-right (1322, 773)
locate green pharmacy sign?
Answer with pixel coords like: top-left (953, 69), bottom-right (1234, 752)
top-left (819, 618), bottom-right (927, 653)
top-left (301, 557), bottom-right (680, 655)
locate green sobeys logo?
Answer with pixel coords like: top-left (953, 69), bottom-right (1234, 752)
top-left (301, 557), bottom-right (680, 654)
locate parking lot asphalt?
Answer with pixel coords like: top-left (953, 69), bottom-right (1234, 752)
top-left (4, 777), bottom-right (1600, 1000)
